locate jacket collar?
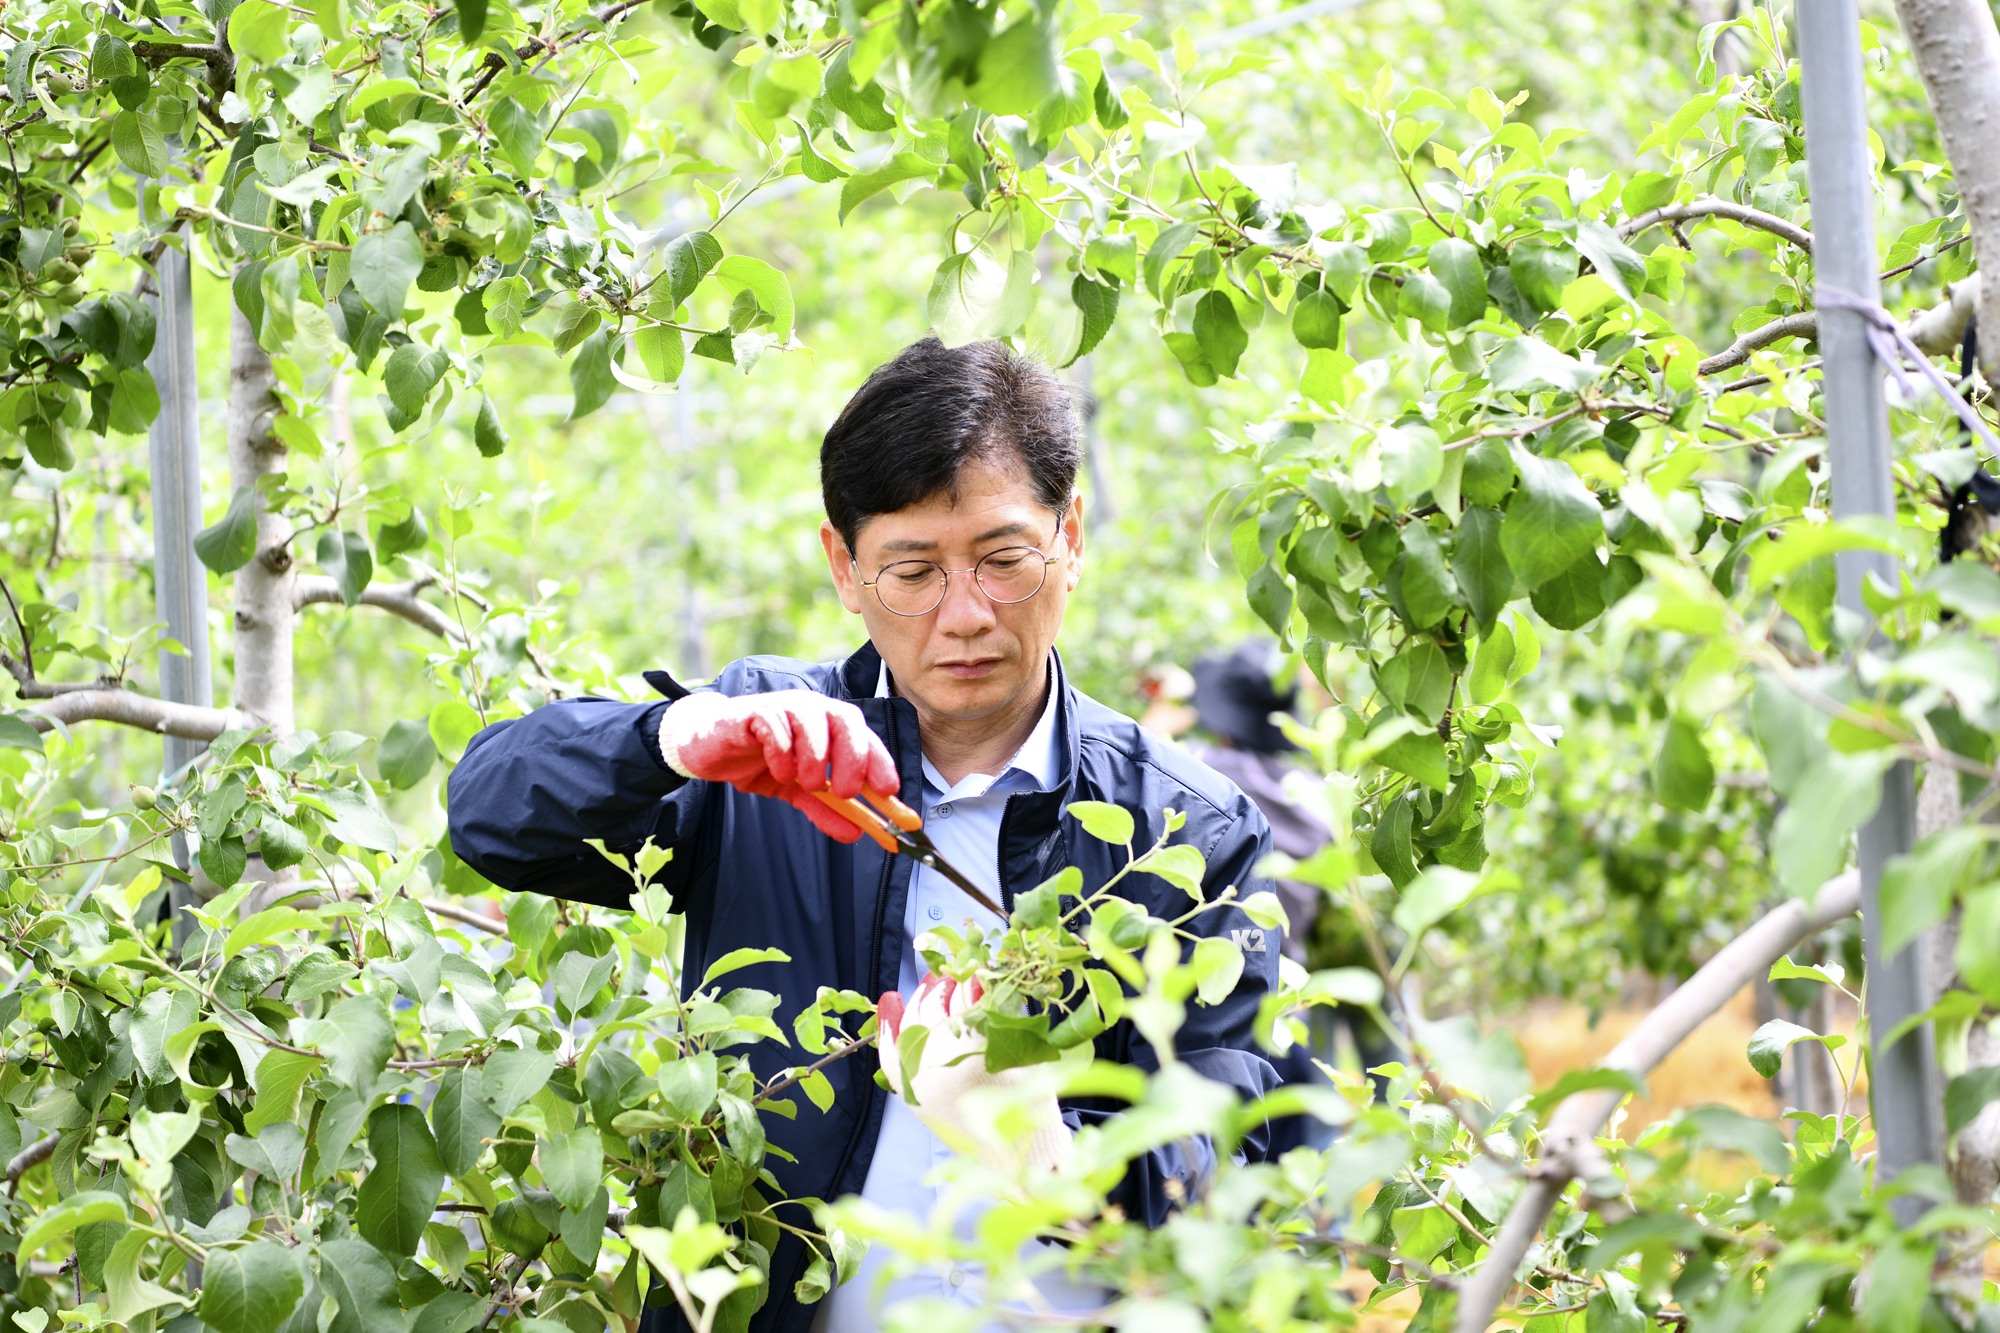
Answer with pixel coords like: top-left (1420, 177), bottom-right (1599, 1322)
top-left (837, 640), bottom-right (1081, 796)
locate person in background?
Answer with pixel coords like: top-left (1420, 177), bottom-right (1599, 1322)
top-left (1174, 642), bottom-right (1391, 1151)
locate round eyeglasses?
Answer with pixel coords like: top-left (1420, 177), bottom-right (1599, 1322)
top-left (856, 534), bottom-right (1066, 618)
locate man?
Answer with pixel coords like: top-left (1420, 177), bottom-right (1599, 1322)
top-left (447, 338), bottom-right (1282, 1333)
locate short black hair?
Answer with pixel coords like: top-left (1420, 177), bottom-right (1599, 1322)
top-left (821, 338), bottom-right (1080, 553)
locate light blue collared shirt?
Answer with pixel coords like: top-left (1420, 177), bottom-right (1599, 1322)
top-left (815, 656), bottom-right (1102, 1331)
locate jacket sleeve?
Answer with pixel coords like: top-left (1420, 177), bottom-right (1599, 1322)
top-left (1065, 804), bottom-right (1285, 1226)
top-left (445, 697), bottom-right (712, 909)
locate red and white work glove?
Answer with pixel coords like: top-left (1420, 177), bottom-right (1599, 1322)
top-left (659, 690), bottom-right (899, 843)
top-left (877, 973), bottom-right (1074, 1176)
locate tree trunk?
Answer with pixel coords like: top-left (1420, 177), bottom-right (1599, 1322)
top-left (226, 301), bottom-right (296, 915)
top-left (226, 303), bottom-right (293, 734)
top-left (1890, 0), bottom-right (2000, 379)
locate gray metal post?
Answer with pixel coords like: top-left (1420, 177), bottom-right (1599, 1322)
top-left (144, 227), bottom-right (210, 919)
top-left (1797, 0), bottom-right (1945, 1208)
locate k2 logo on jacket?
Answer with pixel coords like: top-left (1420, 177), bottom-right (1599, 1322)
top-left (1230, 928), bottom-right (1267, 953)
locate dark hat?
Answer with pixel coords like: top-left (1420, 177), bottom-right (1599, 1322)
top-left (1191, 641), bottom-right (1296, 754)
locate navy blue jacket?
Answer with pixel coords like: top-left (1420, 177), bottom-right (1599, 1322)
top-left (446, 642), bottom-right (1282, 1333)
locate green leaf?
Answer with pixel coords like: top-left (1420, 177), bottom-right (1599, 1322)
top-left (1392, 865), bottom-right (1481, 940)
top-left (350, 223), bottom-right (424, 317)
top-left (1064, 274), bottom-right (1119, 367)
top-left (378, 719), bottom-right (437, 790)
top-left (1393, 525), bottom-right (1458, 628)
top-left (0, 714), bottom-right (43, 753)
top-left (1067, 800), bottom-right (1134, 845)
top-left (201, 832), bottom-right (248, 890)
top-left (965, 8), bottom-right (1066, 114)
top-left (491, 97), bottom-right (550, 177)
top-left (484, 1046), bottom-right (558, 1116)
top-left (315, 529), bottom-right (374, 607)
top-left (375, 506), bottom-right (430, 560)
top-left (1246, 562), bottom-right (1293, 635)
top-left (356, 1104), bottom-right (445, 1257)
top-left (430, 1067), bottom-right (502, 1178)
top-left (226, 0), bottom-right (290, 64)
top-left (1379, 641), bottom-right (1453, 724)
top-left (633, 325), bottom-right (686, 385)
top-left (1133, 843), bottom-right (1206, 898)
top-left (1291, 288), bottom-right (1344, 350)
top-left (1526, 1067), bottom-right (1646, 1116)
top-left (383, 342), bottom-right (449, 419)
top-left (455, 0), bottom-right (489, 41)
top-left (1375, 731), bottom-right (1450, 794)
top-left (839, 153), bottom-right (938, 221)
top-left (658, 1052), bottom-right (721, 1120)
top-left (1881, 828), bottom-right (1981, 957)
top-left (716, 256), bottom-right (795, 342)
top-left (1500, 447), bottom-right (1602, 588)
top-left (19, 1191), bottom-right (125, 1262)
top-left (1947, 1066), bottom-right (2000, 1136)
top-left (1143, 221), bottom-right (1201, 300)
top-left (1399, 271), bottom-right (1452, 332)
top-left (200, 1242), bottom-right (304, 1333)
top-left (702, 947), bottom-right (791, 986)
top-left (317, 1239), bottom-right (406, 1333)
top-left (1488, 334), bottom-right (1604, 392)
top-left (1575, 220), bottom-right (1649, 303)
top-left (1746, 1018), bottom-right (1830, 1079)
top-left (539, 1129), bottom-right (603, 1213)
top-left (104, 1230), bottom-right (184, 1325)
top-left (1528, 552), bottom-right (1606, 629)
top-left (569, 329), bottom-right (616, 420)
top-left (1451, 506), bottom-right (1514, 632)
top-left (1193, 291), bottom-right (1247, 378)
top-left (474, 395), bottom-right (510, 457)
top-left (111, 111), bottom-right (169, 177)
top-left (430, 699), bottom-right (483, 762)
top-left (1468, 622), bottom-right (1515, 705)
top-left (1427, 238), bottom-right (1486, 327)
top-left (1770, 751), bottom-right (1890, 894)
top-left (1653, 719), bottom-right (1715, 811)
top-left (1191, 936), bottom-right (1244, 1006)
top-left (320, 786), bottom-right (398, 852)
top-left (317, 994), bottom-right (395, 1095)
top-left (194, 485), bottom-right (260, 574)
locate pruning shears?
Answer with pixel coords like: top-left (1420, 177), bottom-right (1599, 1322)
top-left (810, 787), bottom-right (1006, 919)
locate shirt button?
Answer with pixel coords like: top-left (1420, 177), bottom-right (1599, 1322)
top-left (947, 1268), bottom-right (965, 1289)
top-left (927, 905), bottom-right (943, 921)
top-left (933, 804), bottom-right (953, 819)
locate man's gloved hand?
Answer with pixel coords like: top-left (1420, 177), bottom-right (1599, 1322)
top-left (659, 690), bottom-right (899, 843)
top-left (877, 973), bottom-right (1073, 1175)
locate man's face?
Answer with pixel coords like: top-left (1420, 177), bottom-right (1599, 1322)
top-left (821, 458), bottom-right (1084, 723)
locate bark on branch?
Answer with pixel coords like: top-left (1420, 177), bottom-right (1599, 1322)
top-left (23, 690), bottom-right (254, 740)
top-left (1618, 197), bottom-right (1815, 254)
top-left (1698, 311), bottom-right (1820, 375)
top-left (1891, 0), bottom-right (2000, 380)
top-left (293, 577), bottom-right (466, 643)
top-left (1452, 871), bottom-right (1862, 1333)
top-left (1697, 277), bottom-right (1983, 377)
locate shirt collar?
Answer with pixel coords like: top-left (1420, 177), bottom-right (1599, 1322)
top-left (875, 655), bottom-right (1062, 796)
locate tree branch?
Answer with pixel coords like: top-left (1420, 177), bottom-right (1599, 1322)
top-left (7, 1133), bottom-right (56, 1192)
top-left (1618, 197), bottom-right (1814, 253)
top-left (1698, 311), bottom-right (1820, 375)
top-left (1891, 0), bottom-right (2000, 380)
top-left (1700, 277), bottom-right (1984, 381)
top-left (24, 690), bottom-right (255, 740)
top-left (293, 577), bottom-right (467, 643)
top-left (1451, 871), bottom-right (1862, 1333)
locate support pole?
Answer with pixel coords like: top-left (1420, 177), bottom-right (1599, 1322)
top-left (144, 222), bottom-right (210, 936)
top-left (1797, 0), bottom-right (1946, 1211)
